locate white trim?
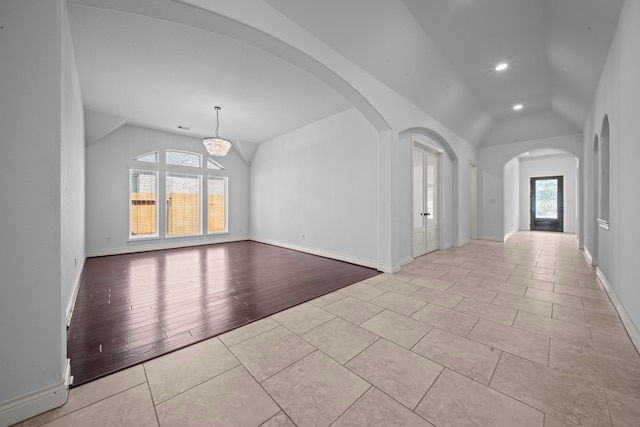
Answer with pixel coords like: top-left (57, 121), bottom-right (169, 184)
top-left (250, 237), bottom-right (380, 271)
top-left (582, 246), bottom-right (596, 266)
top-left (596, 268), bottom-right (640, 353)
top-left (504, 229), bottom-right (518, 242)
top-left (0, 360), bottom-right (70, 426)
top-left (87, 236), bottom-right (249, 258)
top-left (65, 260), bottom-right (85, 327)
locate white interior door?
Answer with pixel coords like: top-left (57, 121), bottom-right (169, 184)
top-left (413, 144), bottom-right (439, 257)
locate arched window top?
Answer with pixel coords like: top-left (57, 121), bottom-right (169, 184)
top-left (135, 151), bottom-right (158, 163)
top-left (166, 150), bottom-right (201, 168)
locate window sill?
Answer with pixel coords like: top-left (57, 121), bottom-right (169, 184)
top-left (128, 236), bottom-right (160, 242)
top-left (597, 218), bottom-right (610, 230)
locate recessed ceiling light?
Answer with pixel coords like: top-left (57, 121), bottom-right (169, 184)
top-left (495, 62), bottom-right (508, 71)
top-left (513, 104), bottom-right (523, 111)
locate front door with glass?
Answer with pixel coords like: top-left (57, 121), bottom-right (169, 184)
top-left (530, 176), bottom-right (564, 232)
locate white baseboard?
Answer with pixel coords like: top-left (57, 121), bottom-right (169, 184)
top-left (596, 268), bottom-right (640, 353)
top-left (0, 360), bottom-right (71, 427)
top-left (583, 246), bottom-right (597, 266)
top-left (87, 235), bottom-right (250, 258)
top-left (250, 237), bottom-right (380, 271)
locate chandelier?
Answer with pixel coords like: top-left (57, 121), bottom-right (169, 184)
top-left (203, 106), bottom-right (231, 156)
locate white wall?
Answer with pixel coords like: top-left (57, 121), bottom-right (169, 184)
top-left (60, 1), bottom-right (86, 322)
top-left (86, 125), bottom-right (250, 256)
top-left (582, 0), bottom-right (640, 335)
top-left (518, 155), bottom-right (578, 233)
top-left (503, 158), bottom-right (520, 238)
top-left (250, 108), bottom-right (379, 267)
top-left (0, 1), bottom-right (82, 424)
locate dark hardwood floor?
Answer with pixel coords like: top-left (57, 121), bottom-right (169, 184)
top-left (67, 241), bottom-right (380, 386)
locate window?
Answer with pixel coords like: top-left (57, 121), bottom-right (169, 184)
top-left (129, 169), bottom-right (158, 238)
top-left (166, 150), bottom-right (201, 167)
top-left (166, 173), bottom-right (201, 236)
top-left (135, 151), bottom-right (158, 163)
top-left (129, 150), bottom-right (228, 240)
top-left (208, 176), bottom-right (227, 233)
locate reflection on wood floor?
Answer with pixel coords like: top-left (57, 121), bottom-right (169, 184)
top-left (67, 241), bottom-right (380, 386)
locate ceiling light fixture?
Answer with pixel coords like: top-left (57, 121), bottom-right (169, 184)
top-left (495, 62), bottom-right (508, 71)
top-left (513, 104), bottom-right (523, 111)
top-left (203, 106), bottom-right (231, 156)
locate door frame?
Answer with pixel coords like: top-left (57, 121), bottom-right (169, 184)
top-left (411, 135), bottom-right (444, 257)
top-left (529, 175), bottom-right (564, 232)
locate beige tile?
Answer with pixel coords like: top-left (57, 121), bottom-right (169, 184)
top-left (512, 311), bottom-right (592, 344)
top-left (346, 339), bottom-right (443, 409)
top-left (478, 279), bottom-right (527, 296)
top-left (524, 287), bottom-right (584, 309)
top-left (416, 369), bottom-right (543, 427)
top-left (229, 326), bottom-right (315, 381)
top-left (391, 271), bottom-right (420, 282)
top-left (590, 328), bottom-right (640, 362)
top-left (302, 317), bottom-right (379, 363)
top-left (263, 351), bottom-right (370, 426)
top-left (374, 278), bottom-right (423, 296)
top-left (144, 337), bottom-right (239, 403)
top-left (445, 283), bottom-right (497, 303)
top-left (493, 292), bottom-right (552, 317)
top-left (324, 296), bottom-right (384, 324)
top-left (410, 275), bottom-right (454, 291)
top-left (360, 310), bottom-right (432, 349)
top-left (494, 266), bottom-right (533, 278)
top-left (260, 411), bottom-right (296, 427)
top-left (533, 273), bottom-right (578, 286)
top-left (406, 267), bottom-right (448, 279)
top-left (578, 279), bottom-right (605, 290)
top-left (309, 290), bottom-right (348, 308)
top-left (549, 341), bottom-right (640, 399)
top-left (606, 388), bottom-right (640, 427)
top-left (490, 353), bottom-right (611, 427)
top-left (439, 272), bottom-right (482, 286)
top-left (411, 304), bottom-right (478, 336)
top-left (433, 265), bottom-right (473, 276)
top-left (582, 298), bottom-right (617, 315)
top-left (411, 287), bottom-right (464, 308)
top-left (544, 414), bottom-right (580, 427)
top-left (413, 328), bottom-right (501, 385)
top-left (332, 387), bottom-right (435, 427)
top-left (507, 276), bottom-right (554, 291)
top-left (515, 264), bottom-right (555, 275)
top-left (340, 282), bottom-right (388, 301)
top-left (469, 319), bottom-right (550, 365)
top-left (271, 302), bottom-right (335, 334)
top-left (370, 291), bottom-right (426, 316)
top-left (156, 366), bottom-right (278, 427)
top-left (552, 305), bottom-right (626, 334)
top-left (219, 317), bottom-right (280, 347)
top-left (19, 365), bottom-right (147, 427)
top-left (454, 298), bottom-right (517, 326)
top-left (467, 270), bottom-right (510, 283)
top-left (39, 384), bottom-right (157, 427)
top-left (554, 284), bottom-right (608, 301)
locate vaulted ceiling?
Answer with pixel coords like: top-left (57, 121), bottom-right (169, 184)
top-left (68, 0), bottom-right (624, 148)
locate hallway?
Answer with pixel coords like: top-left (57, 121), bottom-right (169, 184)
top-left (16, 232), bottom-right (640, 426)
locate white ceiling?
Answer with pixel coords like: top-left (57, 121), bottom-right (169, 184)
top-left (67, 0), bottom-right (624, 148)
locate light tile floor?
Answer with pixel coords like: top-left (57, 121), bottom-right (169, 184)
top-left (14, 232), bottom-right (640, 427)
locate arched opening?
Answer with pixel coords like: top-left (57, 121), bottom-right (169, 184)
top-left (598, 115), bottom-right (611, 228)
top-left (399, 128), bottom-right (459, 260)
top-left (591, 135), bottom-right (600, 264)
top-left (503, 148), bottom-right (579, 239)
